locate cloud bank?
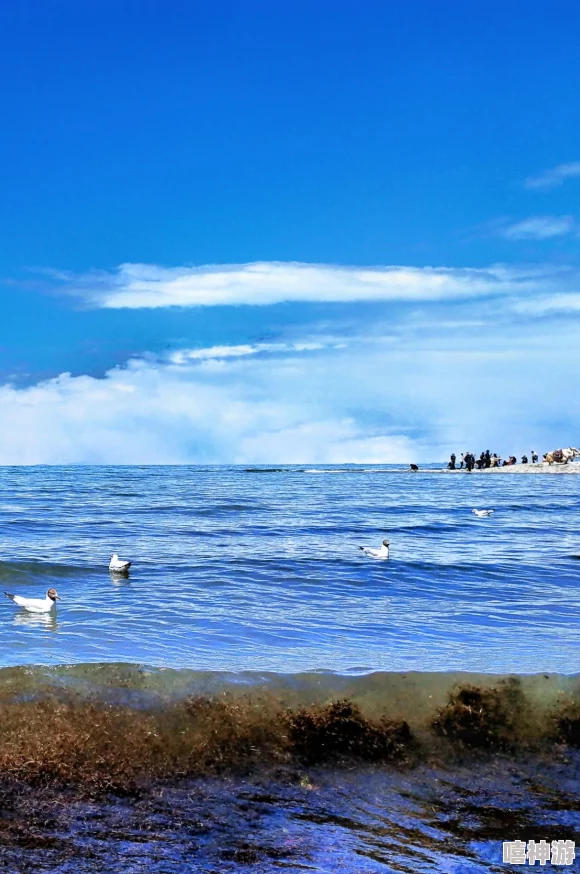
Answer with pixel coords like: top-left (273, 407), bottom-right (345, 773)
top-left (2, 321), bottom-right (579, 465)
top-left (0, 347), bottom-right (423, 465)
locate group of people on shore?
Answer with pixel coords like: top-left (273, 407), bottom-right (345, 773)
top-left (447, 450), bottom-right (539, 471)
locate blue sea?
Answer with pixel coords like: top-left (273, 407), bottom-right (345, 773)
top-left (0, 464), bottom-right (579, 673)
top-left (1, 464), bottom-right (580, 873)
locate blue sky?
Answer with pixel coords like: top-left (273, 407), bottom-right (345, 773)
top-left (1, 1), bottom-right (579, 463)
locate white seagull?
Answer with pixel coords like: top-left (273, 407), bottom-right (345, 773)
top-left (359, 539), bottom-right (390, 559)
top-left (4, 587), bottom-right (60, 613)
top-left (109, 553), bottom-right (131, 572)
top-left (472, 509), bottom-right (494, 517)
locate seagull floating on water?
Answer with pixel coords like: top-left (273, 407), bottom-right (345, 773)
top-left (472, 509), bottom-right (494, 517)
top-left (109, 553), bottom-right (131, 572)
top-left (359, 539), bottom-right (390, 559)
top-left (4, 588), bottom-right (60, 613)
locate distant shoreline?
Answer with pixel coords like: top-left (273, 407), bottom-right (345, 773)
top-left (435, 462), bottom-right (580, 474)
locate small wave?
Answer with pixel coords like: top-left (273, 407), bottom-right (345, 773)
top-left (216, 503), bottom-right (261, 511)
top-left (0, 560), bottom-right (89, 581)
top-left (0, 663), bottom-right (576, 792)
top-left (304, 468), bottom-right (384, 474)
top-left (302, 467), bottom-right (442, 475)
top-left (106, 492), bottom-right (144, 498)
top-left (396, 522), bottom-right (464, 532)
top-left (245, 468), bottom-right (285, 473)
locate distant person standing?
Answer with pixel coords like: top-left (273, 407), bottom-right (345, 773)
top-left (459, 453), bottom-right (465, 469)
top-left (484, 449), bottom-right (491, 468)
top-left (531, 450), bottom-right (538, 464)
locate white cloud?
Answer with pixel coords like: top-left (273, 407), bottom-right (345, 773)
top-left (500, 215), bottom-right (574, 240)
top-left (60, 261), bottom-right (553, 309)
top-left (168, 341), bottom-right (326, 365)
top-left (524, 162), bottom-right (580, 190)
top-left (0, 350), bottom-right (425, 465)
top-left (513, 293), bottom-right (580, 315)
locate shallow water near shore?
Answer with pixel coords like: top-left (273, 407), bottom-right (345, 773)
top-left (3, 754), bottom-right (580, 873)
top-left (1, 465), bottom-right (579, 871)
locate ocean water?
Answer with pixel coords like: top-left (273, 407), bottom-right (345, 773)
top-left (1, 465), bottom-right (580, 873)
top-left (0, 464), bottom-right (578, 673)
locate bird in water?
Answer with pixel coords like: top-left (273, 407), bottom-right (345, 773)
top-left (359, 539), bottom-right (390, 559)
top-left (4, 587), bottom-right (60, 613)
top-left (109, 553), bottom-right (131, 573)
top-left (472, 509), bottom-right (494, 517)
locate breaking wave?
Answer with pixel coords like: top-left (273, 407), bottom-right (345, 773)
top-left (0, 663), bottom-right (578, 793)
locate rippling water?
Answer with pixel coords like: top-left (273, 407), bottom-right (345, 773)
top-left (0, 464), bottom-right (578, 673)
